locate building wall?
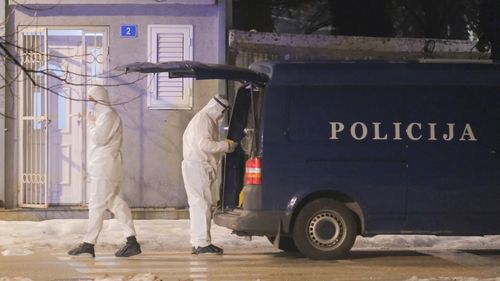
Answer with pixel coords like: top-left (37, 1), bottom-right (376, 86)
top-left (228, 30), bottom-right (488, 68)
top-left (6, 3), bottom-right (225, 208)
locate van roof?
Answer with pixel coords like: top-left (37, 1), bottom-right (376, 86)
top-left (122, 60), bottom-right (500, 87)
top-left (249, 60), bottom-right (500, 86)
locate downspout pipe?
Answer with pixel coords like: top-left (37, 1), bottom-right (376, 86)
top-left (0, 0), bottom-right (7, 208)
top-left (217, 0), bottom-right (229, 97)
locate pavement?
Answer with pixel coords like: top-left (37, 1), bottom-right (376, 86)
top-left (2, 248), bottom-right (500, 281)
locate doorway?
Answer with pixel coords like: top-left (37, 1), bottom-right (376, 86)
top-left (18, 27), bottom-right (108, 207)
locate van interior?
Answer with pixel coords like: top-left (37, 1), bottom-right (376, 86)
top-left (222, 84), bottom-right (264, 209)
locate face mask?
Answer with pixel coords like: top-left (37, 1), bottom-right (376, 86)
top-left (215, 113), bottom-right (224, 123)
top-left (221, 105), bottom-right (231, 115)
top-left (213, 96), bottom-right (230, 114)
top-left (88, 101), bottom-right (97, 113)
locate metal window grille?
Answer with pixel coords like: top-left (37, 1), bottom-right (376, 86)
top-left (19, 28), bottom-right (49, 208)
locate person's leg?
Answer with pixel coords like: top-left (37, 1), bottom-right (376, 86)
top-left (84, 177), bottom-right (112, 244)
top-left (107, 184), bottom-right (141, 257)
top-left (182, 161), bottom-right (222, 254)
top-left (68, 177), bottom-right (109, 257)
top-left (192, 173), bottom-right (224, 255)
top-left (182, 161), bottom-right (212, 248)
top-left (107, 185), bottom-right (136, 239)
top-left (203, 173), bottom-right (214, 245)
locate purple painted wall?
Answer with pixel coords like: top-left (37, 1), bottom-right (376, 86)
top-left (6, 2), bottom-right (226, 208)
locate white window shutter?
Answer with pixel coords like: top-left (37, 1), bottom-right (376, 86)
top-left (148, 25), bottom-right (193, 109)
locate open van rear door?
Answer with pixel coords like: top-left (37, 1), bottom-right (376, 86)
top-left (123, 61), bottom-right (268, 84)
top-left (124, 60), bottom-right (267, 209)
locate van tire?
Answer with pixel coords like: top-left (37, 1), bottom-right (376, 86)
top-left (293, 198), bottom-right (357, 260)
top-left (266, 235), bottom-right (298, 252)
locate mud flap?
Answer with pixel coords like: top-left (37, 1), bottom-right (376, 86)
top-left (272, 221), bottom-right (282, 249)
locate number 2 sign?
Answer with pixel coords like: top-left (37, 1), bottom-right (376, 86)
top-left (120, 25), bottom-right (137, 38)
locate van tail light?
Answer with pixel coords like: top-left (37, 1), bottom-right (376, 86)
top-left (244, 157), bottom-right (262, 185)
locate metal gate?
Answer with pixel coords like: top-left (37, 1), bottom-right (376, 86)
top-left (18, 27), bottom-right (108, 207)
top-left (18, 28), bottom-right (49, 208)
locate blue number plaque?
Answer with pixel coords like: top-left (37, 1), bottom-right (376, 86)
top-left (120, 25), bottom-right (137, 38)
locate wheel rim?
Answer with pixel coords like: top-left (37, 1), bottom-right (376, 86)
top-left (307, 210), bottom-right (346, 251)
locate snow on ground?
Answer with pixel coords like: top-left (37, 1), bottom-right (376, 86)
top-left (0, 219), bottom-right (272, 255)
top-left (0, 274), bottom-right (160, 281)
top-left (2, 218), bottom-right (500, 254)
top-left (91, 273), bottom-right (161, 281)
top-left (2, 219), bottom-right (500, 280)
top-left (354, 233), bottom-right (500, 251)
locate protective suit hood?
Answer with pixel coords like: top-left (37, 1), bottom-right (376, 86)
top-left (200, 95), bottom-right (229, 123)
top-left (182, 95), bottom-right (231, 164)
top-left (88, 86), bottom-right (111, 105)
top-left (88, 86), bottom-right (112, 114)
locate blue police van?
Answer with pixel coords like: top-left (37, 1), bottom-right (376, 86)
top-left (126, 60), bottom-right (500, 260)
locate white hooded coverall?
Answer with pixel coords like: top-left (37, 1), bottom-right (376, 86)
top-left (84, 86), bottom-right (136, 245)
top-left (182, 96), bottom-right (235, 248)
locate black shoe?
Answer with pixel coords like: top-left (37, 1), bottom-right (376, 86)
top-left (68, 242), bottom-right (95, 258)
top-left (192, 244), bottom-right (224, 255)
top-left (115, 236), bottom-right (142, 257)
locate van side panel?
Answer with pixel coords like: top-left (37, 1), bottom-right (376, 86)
top-left (405, 85), bottom-right (500, 235)
top-left (256, 62), bottom-right (500, 236)
top-left (261, 85), bottom-right (408, 233)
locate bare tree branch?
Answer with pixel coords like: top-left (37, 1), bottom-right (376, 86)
top-left (11, 0), bottom-right (63, 11)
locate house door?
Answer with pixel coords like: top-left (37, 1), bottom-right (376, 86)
top-left (19, 27), bottom-right (108, 207)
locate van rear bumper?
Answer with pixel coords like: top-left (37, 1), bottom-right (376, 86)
top-left (213, 208), bottom-right (284, 236)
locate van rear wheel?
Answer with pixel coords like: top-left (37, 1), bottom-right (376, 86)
top-left (293, 198), bottom-right (357, 260)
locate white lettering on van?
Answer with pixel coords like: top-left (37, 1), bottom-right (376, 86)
top-left (393, 122), bottom-right (402, 140)
top-left (443, 123), bottom-right (455, 141)
top-left (351, 122), bottom-right (368, 140)
top-left (406, 123), bottom-right (422, 141)
top-left (329, 122), bottom-right (478, 142)
top-left (459, 123), bottom-right (478, 141)
top-left (373, 122), bottom-right (388, 140)
top-left (329, 122), bottom-right (345, 140)
top-left (428, 123), bottom-right (437, 141)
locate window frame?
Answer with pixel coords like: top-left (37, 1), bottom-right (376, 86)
top-left (147, 24), bottom-right (194, 110)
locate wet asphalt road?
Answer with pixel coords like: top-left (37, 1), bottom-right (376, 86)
top-left (2, 248), bottom-right (500, 281)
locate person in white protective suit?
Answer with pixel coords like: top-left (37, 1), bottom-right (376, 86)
top-left (182, 95), bottom-right (237, 255)
top-left (68, 86), bottom-right (141, 258)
